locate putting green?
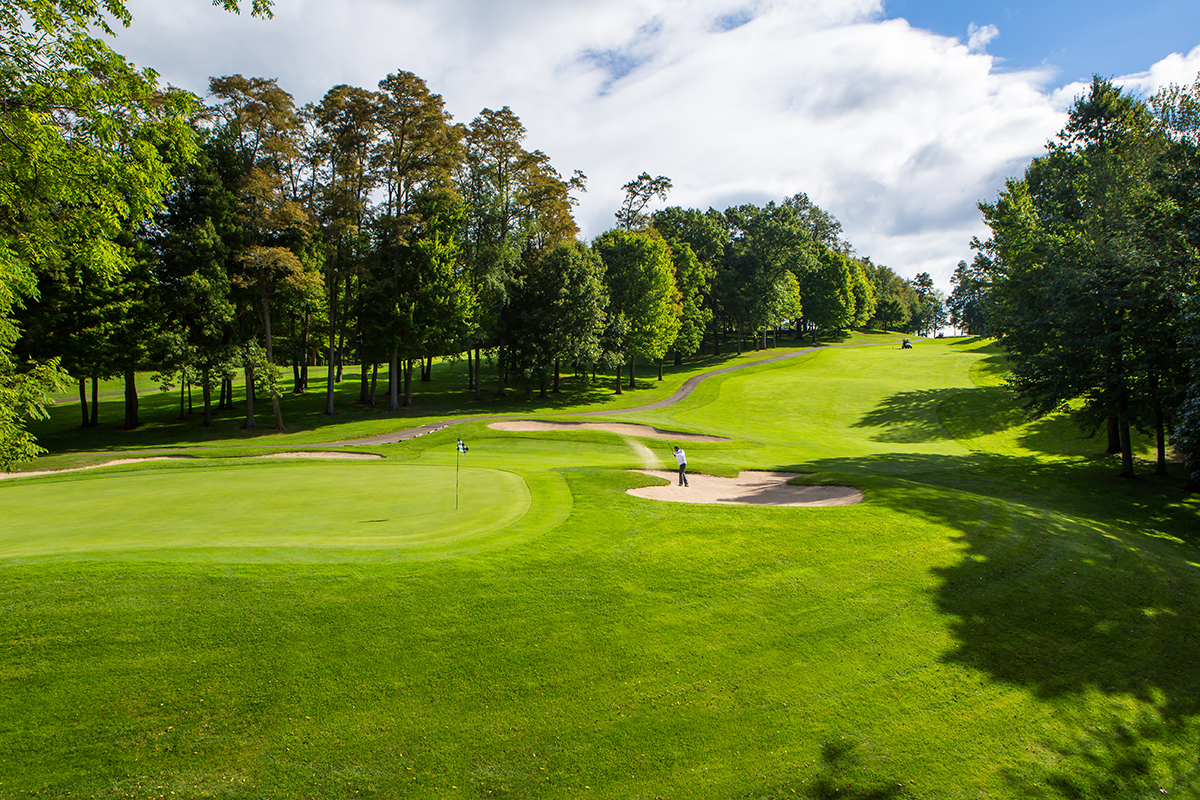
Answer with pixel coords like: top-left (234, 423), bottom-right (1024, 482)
top-left (0, 461), bottom-right (531, 558)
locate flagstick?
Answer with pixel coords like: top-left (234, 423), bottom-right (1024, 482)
top-left (456, 446), bottom-right (460, 510)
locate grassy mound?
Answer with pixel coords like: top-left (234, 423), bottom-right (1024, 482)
top-left (0, 462), bottom-right (531, 559)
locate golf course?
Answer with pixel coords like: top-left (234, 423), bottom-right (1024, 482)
top-left (3, 332), bottom-right (1199, 799)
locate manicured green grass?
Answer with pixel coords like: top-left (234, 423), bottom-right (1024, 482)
top-left (2, 333), bottom-right (1199, 799)
top-left (0, 461), bottom-right (530, 559)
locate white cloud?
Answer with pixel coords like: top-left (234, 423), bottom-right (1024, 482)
top-left (109, 0), bottom-right (1198, 289)
top-left (966, 22), bottom-right (999, 54)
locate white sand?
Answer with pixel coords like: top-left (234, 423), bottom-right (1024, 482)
top-left (0, 456), bottom-right (192, 480)
top-left (487, 420), bottom-right (727, 441)
top-left (1, 451), bottom-right (382, 479)
top-left (627, 469), bottom-right (862, 507)
top-left (253, 451), bottom-right (382, 460)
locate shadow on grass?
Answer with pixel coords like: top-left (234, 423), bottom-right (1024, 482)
top-left (804, 451), bottom-right (1200, 797)
top-left (806, 738), bottom-right (903, 799)
top-left (851, 388), bottom-right (1023, 444)
top-left (851, 387), bottom-right (1114, 458)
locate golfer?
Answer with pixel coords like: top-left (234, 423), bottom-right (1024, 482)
top-left (672, 445), bottom-right (689, 487)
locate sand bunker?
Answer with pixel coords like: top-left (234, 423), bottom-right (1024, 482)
top-left (627, 469), bottom-right (862, 507)
top-left (253, 451), bottom-right (382, 460)
top-left (0, 456), bottom-right (194, 480)
top-left (488, 420), bottom-right (728, 442)
top-left (1, 451), bottom-right (382, 479)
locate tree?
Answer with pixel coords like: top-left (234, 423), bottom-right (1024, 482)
top-left (860, 258), bottom-right (919, 333)
top-left (874, 296), bottom-right (909, 332)
top-left (848, 260), bottom-right (877, 327)
top-left (652, 206), bottom-right (728, 353)
top-left (459, 106), bottom-right (582, 397)
top-left (979, 77), bottom-right (1172, 478)
top-left (370, 70), bottom-right (463, 410)
top-left (782, 192), bottom-right (848, 253)
top-left (1153, 75), bottom-right (1200, 481)
top-left (907, 272), bottom-right (945, 337)
top-left (389, 188), bottom-right (475, 406)
top-left (665, 241), bottom-right (712, 365)
top-left (0, 0), bottom-right (272, 465)
top-left (616, 173), bottom-right (672, 231)
top-left (947, 256), bottom-right (992, 335)
top-left (721, 201), bottom-right (818, 350)
top-left (209, 75), bottom-right (310, 430)
top-left (594, 229), bottom-right (680, 391)
top-left (313, 83), bottom-right (379, 414)
top-left (508, 241), bottom-right (607, 396)
top-left (796, 249), bottom-right (855, 337)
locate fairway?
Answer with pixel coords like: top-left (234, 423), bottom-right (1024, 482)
top-left (3, 336), bottom-right (1200, 799)
top-left (0, 462), bottom-right (531, 558)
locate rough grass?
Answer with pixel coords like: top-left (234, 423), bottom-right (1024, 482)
top-left (2, 333), bottom-right (1198, 799)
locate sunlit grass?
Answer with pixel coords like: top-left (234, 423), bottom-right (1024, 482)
top-left (2, 332), bottom-right (1198, 799)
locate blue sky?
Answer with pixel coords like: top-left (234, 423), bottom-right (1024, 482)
top-left (110, 0), bottom-right (1200, 288)
top-left (884, 0), bottom-right (1200, 82)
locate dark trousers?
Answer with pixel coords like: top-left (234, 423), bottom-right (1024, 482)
top-left (678, 463), bottom-right (688, 486)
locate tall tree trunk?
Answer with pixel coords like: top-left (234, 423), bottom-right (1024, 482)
top-left (123, 367), bottom-right (139, 430)
top-left (422, 355), bottom-right (433, 382)
top-left (243, 363), bottom-right (257, 429)
top-left (78, 379), bottom-right (89, 427)
top-left (628, 357), bottom-right (636, 390)
top-left (359, 360), bottom-right (371, 404)
top-left (1155, 396), bottom-right (1168, 476)
top-left (202, 371), bottom-right (214, 427)
top-left (389, 349), bottom-right (400, 412)
top-left (179, 379), bottom-right (187, 420)
top-left (90, 376), bottom-right (98, 426)
top-left (369, 363), bottom-right (378, 406)
top-left (404, 359), bottom-right (414, 407)
top-left (614, 364), bottom-right (623, 395)
top-left (467, 348), bottom-right (475, 391)
top-left (714, 324), bottom-right (721, 356)
top-left (1117, 395), bottom-right (1134, 479)
top-left (325, 270), bottom-right (338, 415)
top-left (496, 335), bottom-right (508, 396)
top-left (261, 298), bottom-right (286, 432)
top-left (553, 359), bottom-right (561, 393)
top-left (298, 309), bottom-right (310, 393)
top-left (474, 346), bottom-right (483, 401)
top-left (1106, 413), bottom-right (1121, 454)
top-left (657, 358), bottom-right (663, 381)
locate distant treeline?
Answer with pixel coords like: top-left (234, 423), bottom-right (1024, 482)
top-left (4, 45), bottom-right (944, 465)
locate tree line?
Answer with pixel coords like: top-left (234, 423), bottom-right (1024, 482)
top-left (957, 75), bottom-right (1200, 485)
top-left (0, 0), bottom-right (943, 469)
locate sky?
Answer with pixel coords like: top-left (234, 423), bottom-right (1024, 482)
top-left (105, 0), bottom-right (1200, 289)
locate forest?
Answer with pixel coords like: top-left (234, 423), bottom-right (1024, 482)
top-left (0, 0), bottom-right (941, 469)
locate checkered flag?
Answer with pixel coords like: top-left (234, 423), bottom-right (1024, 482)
top-left (457, 438), bottom-right (469, 454)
